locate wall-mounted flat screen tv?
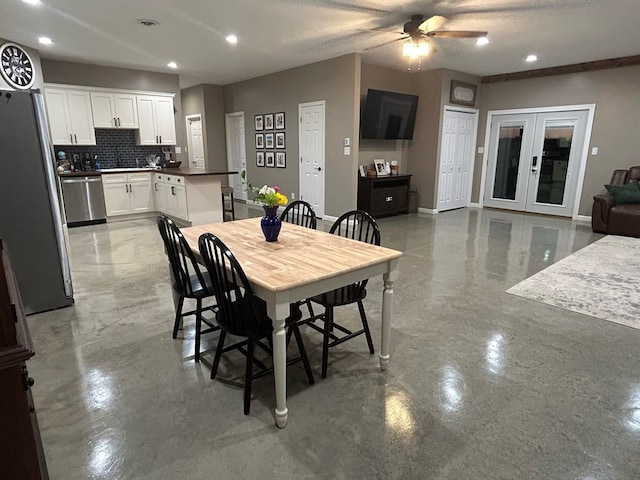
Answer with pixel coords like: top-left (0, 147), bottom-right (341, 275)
top-left (361, 89), bottom-right (419, 140)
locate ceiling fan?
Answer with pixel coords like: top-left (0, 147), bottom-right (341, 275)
top-left (368, 14), bottom-right (488, 69)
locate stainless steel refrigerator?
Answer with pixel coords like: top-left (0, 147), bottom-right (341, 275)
top-left (0, 89), bottom-right (73, 314)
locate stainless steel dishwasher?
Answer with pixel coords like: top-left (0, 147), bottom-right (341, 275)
top-left (60, 175), bottom-right (107, 227)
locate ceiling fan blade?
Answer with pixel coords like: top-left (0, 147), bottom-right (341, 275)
top-left (418, 15), bottom-right (448, 33)
top-left (426, 30), bottom-right (488, 38)
top-left (363, 36), bottom-right (407, 51)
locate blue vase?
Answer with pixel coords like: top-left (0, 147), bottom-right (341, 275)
top-left (261, 205), bottom-right (281, 242)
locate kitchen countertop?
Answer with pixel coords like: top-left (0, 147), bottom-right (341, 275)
top-left (59, 168), bottom-right (237, 177)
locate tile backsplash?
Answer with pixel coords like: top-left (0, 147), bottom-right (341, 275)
top-left (55, 129), bottom-right (164, 169)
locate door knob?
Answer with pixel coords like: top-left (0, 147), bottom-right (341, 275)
top-left (315, 167), bottom-right (322, 171)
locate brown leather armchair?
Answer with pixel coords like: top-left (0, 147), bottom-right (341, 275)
top-left (592, 166), bottom-right (640, 237)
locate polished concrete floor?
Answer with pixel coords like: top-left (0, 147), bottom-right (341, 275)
top-left (28, 207), bottom-right (640, 479)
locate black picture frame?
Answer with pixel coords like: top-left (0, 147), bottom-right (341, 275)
top-left (255, 133), bottom-right (264, 149)
top-left (256, 151), bottom-right (265, 167)
top-left (264, 113), bottom-right (274, 130)
top-left (254, 114), bottom-right (264, 131)
top-left (265, 133), bottom-right (274, 149)
top-left (275, 112), bottom-right (285, 130)
top-left (266, 151), bottom-right (275, 168)
top-left (275, 132), bottom-right (285, 149)
top-left (276, 152), bottom-right (286, 168)
top-left (449, 80), bottom-right (477, 107)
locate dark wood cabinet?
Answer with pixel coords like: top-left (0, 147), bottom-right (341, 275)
top-left (357, 175), bottom-right (412, 218)
top-left (0, 239), bottom-right (49, 480)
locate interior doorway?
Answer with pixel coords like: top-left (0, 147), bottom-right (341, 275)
top-left (186, 114), bottom-right (205, 169)
top-left (481, 105), bottom-right (595, 218)
top-left (298, 100), bottom-right (325, 218)
top-left (437, 106), bottom-right (478, 212)
top-left (225, 112), bottom-right (247, 201)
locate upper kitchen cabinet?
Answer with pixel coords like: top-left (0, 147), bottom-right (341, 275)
top-left (44, 88), bottom-right (96, 145)
top-left (136, 95), bottom-right (176, 146)
top-left (91, 92), bottom-right (138, 129)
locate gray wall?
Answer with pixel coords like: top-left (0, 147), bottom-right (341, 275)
top-left (181, 84), bottom-right (227, 170)
top-left (40, 59), bottom-right (186, 163)
top-left (202, 84), bottom-right (227, 171)
top-left (359, 63), bottom-right (417, 175)
top-left (223, 54), bottom-right (360, 217)
top-left (0, 38), bottom-right (44, 90)
top-left (476, 64), bottom-right (640, 216)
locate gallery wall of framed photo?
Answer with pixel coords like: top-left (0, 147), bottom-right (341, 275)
top-left (254, 111), bottom-right (286, 168)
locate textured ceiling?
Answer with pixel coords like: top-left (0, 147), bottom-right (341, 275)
top-left (2, 0), bottom-right (639, 88)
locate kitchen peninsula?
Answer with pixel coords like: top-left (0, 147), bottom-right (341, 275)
top-left (60, 168), bottom-right (237, 226)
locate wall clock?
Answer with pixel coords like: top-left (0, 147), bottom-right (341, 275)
top-left (0, 43), bottom-right (35, 90)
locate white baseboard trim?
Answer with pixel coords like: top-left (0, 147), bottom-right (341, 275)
top-left (418, 207), bottom-right (438, 214)
top-left (469, 202), bottom-right (481, 208)
top-left (576, 215), bottom-right (591, 223)
top-left (321, 214), bottom-right (338, 223)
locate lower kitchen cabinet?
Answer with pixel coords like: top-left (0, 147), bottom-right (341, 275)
top-left (102, 173), bottom-right (153, 216)
top-left (153, 173), bottom-right (223, 224)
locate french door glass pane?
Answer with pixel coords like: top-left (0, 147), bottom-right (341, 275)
top-left (492, 127), bottom-right (523, 200)
top-left (535, 125), bottom-right (574, 205)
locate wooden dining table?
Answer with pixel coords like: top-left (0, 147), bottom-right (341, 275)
top-left (181, 217), bottom-right (402, 428)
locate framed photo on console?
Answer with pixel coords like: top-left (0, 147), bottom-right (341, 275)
top-left (266, 151), bottom-right (275, 167)
top-left (275, 112), bottom-right (285, 129)
top-left (374, 159), bottom-right (387, 176)
top-left (255, 133), bottom-right (264, 149)
top-left (276, 152), bottom-right (286, 168)
top-left (256, 151), bottom-right (265, 167)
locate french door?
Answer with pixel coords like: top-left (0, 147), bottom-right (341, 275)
top-left (484, 110), bottom-right (589, 217)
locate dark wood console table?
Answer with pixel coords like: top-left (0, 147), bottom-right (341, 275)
top-left (358, 174), bottom-right (412, 218)
top-left (0, 239), bottom-right (49, 479)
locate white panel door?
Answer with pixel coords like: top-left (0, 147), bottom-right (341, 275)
top-left (66, 90), bottom-right (96, 145)
top-left (299, 101), bottom-right (325, 218)
top-left (225, 112), bottom-right (247, 201)
top-left (187, 116), bottom-right (205, 169)
top-left (136, 95), bottom-right (157, 145)
top-left (113, 93), bottom-right (138, 128)
top-left (437, 109), bottom-right (477, 212)
top-left (155, 96), bottom-right (176, 145)
top-left (44, 88), bottom-right (72, 145)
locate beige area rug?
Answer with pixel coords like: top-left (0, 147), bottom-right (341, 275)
top-left (507, 235), bottom-right (640, 330)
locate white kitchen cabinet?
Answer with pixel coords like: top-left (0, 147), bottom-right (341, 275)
top-left (44, 88), bottom-right (96, 145)
top-left (102, 172), bottom-right (152, 216)
top-left (91, 92), bottom-right (138, 128)
top-left (136, 95), bottom-right (176, 145)
top-left (153, 174), bottom-right (167, 213)
top-left (154, 173), bottom-right (223, 225)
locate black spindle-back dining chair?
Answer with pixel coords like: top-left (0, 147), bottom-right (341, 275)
top-left (279, 200), bottom-right (317, 229)
top-left (157, 215), bottom-right (219, 362)
top-left (198, 232), bottom-right (314, 415)
top-left (302, 210), bottom-right (381, 378)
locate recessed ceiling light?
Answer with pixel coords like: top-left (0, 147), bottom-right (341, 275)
top-left (476, 37), bottom-right (489, 46)
top-left (226, 34), bottom-right (238, 44)
top-left (167, 62), bottom-right (178, 69)
top-left (525, 54), bottom-right (538, 63)
top-left (22, 0), bottom-right (41, 5)
top-left (38, 36), bottom-right (53, 45)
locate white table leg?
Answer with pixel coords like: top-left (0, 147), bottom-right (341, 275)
top-left (380, 259), bottom-right (399, 371)
top-left (268, 300), bottom-right (290, 428)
